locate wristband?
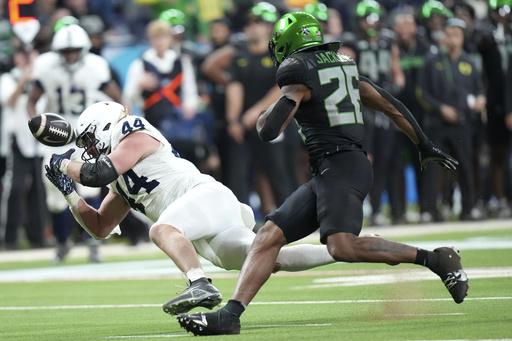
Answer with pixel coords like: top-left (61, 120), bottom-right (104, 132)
top-left (59, 158), bottom-right (71, 174)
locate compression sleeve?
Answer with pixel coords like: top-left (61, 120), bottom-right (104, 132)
top-left (258, 95), bottom-right (297, 142)
top-left (359, 75), bottom-right (430, 148)
top-left (79, 155), bottom-right (118, 187)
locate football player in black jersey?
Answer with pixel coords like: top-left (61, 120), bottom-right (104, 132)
top-left (178, 12), bottom-right (466, 336)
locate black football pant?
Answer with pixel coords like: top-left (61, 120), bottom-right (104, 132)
top-left (421, 124), bottom-right (475, 217)
top-left (223, 129), bottom-right (298, 207)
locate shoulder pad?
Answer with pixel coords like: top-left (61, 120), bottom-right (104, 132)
top-left (276, 56), bottom-right (311, 88)
top-left (111, 116), bottom-right (147, 146)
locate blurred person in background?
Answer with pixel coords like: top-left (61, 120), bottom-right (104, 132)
top-left (27, 23), bottom-right (122, 262)
top-left (416, 18), bottom-right (485, 221)
top-left (418, 0), bottom-right (453, 46)
top-left (198, 17), bottom-right (233, 182)
top-left (477, 0), bottom-right (512, 218)
top-left (340, 0), bottom-right (405, 226)
top-left (222, 3), bottom-right (299, 214)
top-left (201, 3), bottom-right (300, 216)
top-left (156, 8), bottom-right (220, 176)
top-left (0, 40), bottom-right (46, 250)
top-left (452, 2), bottom-right (488, 216)
top-left (201, 17), bottom-right (247, 185)
top-left (123, 19), bottom-right (204, 165)
top-left (390, 13), bottom-right (433, 224)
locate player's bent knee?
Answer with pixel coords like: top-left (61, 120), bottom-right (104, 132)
top-left (253, 221), bottom-right (287, 251)
top-left (326, 232), bottom-right (359, 262)
top-left (149, 223), bottom-right (181, 243)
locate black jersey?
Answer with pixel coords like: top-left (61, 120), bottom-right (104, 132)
top-left (276, 43), bottom-right (365, 161)
top-left (230, 47), bottom-right (276, 113)
top-left (477, 20), bottom-right (512, 114)
top-left (344, 34), bottom-right (396, 92)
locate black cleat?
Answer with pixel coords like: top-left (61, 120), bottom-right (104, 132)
top-left (430, 247), bottom-right (468, 303)
top-left (163, 278), bottom-right (222, 315)
top-left (177, 309), bottom-right (241, 336)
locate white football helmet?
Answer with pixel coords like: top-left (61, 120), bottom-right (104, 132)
top-left (51, 24), bottom-right (91, 62)
top-left (76, 101), bottom-right (128, 161)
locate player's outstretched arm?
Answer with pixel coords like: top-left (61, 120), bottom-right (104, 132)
top-left (256, 83), bottom-right (310, 141)
top-left (359, 75), bottom-right (458, 171)
top-left (73, 189), bottom-right (130, 239)
top-left (45, 164), bottom-right (129, 239)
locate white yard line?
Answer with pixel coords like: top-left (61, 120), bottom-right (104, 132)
top-left (0, 296), bottom-right (510, 311)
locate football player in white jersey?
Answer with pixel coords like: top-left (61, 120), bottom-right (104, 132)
top-left (44, 101), bottom-right (336, 316)
top-left (27, 24), bottom-right (122, 263)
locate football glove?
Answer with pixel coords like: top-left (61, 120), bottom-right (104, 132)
top-left (418, 141), bottom-right (459, 171)
top-left (45, 165), bottom-right (75, 195)
top-left (49, 148), bottom-right (75, 174)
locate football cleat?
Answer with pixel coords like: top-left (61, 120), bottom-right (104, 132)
top-left (52, 242), bottom-right (71, 264)
top-left (430, 247), bottom-right (468, 303)
top-left (163, 278), bottom-right (222, 315)
top-left (177, 309), bottom-right (241, 336)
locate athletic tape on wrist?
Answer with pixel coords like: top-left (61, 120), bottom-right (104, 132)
top-left (59, 159), bottom-right (71, 174)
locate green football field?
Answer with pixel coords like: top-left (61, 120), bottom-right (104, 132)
top-left (0, 222), bottom-right (511, 340)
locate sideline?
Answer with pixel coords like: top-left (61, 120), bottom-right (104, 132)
top-left (1, 219), bottom-right (511, 264)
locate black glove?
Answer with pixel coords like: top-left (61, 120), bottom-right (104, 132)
top-left (49, 148), bottom-right (75, 174)
top-left (45, 165), bottom-right (75, 195)
top-left (418, 141), bottom-right (459, 171)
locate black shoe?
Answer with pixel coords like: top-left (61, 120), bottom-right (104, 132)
top-left (430, 247), bottom-right (468, 303)
top-left (163, 278), bottom-right (222, 315)
top-left (177, 309), bottom-right (241, 336)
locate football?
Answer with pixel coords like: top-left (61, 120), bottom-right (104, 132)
top-left (28, 113), bottom-right (75, 147)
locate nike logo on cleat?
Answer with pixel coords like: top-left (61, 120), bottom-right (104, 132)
top-left (194, 314), bottom-right (208, 327)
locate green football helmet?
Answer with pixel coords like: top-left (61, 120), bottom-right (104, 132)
top-left (249, 2), bottom-right (279, 24)
top-left (489, 0), bottom-right (512, 9)
top-left (54, 16), bottom-right (79, 33)
top-left (268, 12), bottom-right (323, 67)
top-left (158, 8), bottom-right (186, 26)
top-left (421, 0), bottom-right (453, 19)
top-left (356, 0), bottom-right (381, 18)
top-left (303, 2), bottom-right (328, 22)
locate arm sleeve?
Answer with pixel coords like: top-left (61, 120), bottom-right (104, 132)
top-left (360, 75), bottom-right (430, 147)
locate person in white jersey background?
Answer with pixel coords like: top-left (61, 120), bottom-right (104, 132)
top-left (44, 101), bottom-right (336, 316)
top-left (27, 24), bottom-right (122, 263)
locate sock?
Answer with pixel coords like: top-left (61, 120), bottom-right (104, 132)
top-left (186, 268), bottom-right (206, 283)
top-left (223, 300), bottom-right (246, 318)
top-left (414, 248), bottom-right (429, 266)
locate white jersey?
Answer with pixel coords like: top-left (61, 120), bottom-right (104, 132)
top-left (32, 51), bottom-right (111, 126)
top-left (109, 115), bottom-right (215, 222)
top-left (0, 67), bottom-right (44, 158)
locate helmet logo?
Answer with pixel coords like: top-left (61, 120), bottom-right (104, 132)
top-left (301, 27), bottom-right (311, 35)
